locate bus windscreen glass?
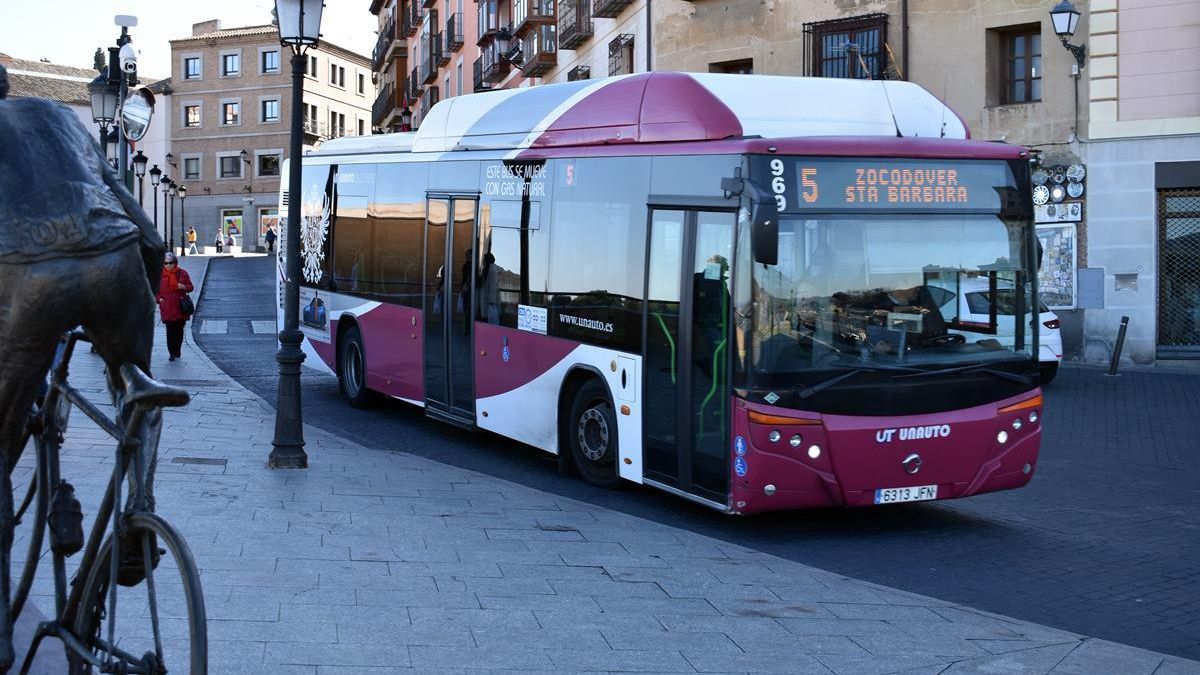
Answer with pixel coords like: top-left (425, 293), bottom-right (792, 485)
top-left (738, 158), bottom-right (1037, 414)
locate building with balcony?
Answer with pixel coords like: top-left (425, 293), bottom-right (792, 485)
top-left (371, 0), bottom-right (476, 130)
top-left (532, 0), bottom-right (648, 85)
top-left (168, 20), bottom-right (371, 252)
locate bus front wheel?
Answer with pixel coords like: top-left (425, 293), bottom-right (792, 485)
top-left (568, 380), bottom-right (621, 488)
top-left (338, 325), bottom-right (375, 408)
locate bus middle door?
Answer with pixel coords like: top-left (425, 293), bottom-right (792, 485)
top-left (424, 195), bottom-right (479, 425)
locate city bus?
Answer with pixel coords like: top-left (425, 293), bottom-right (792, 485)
top-left (277, 72), bottom-right (1043, 513)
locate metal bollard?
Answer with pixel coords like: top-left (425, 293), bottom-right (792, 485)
top-left (1108, 316), bottom-right (1130, 376)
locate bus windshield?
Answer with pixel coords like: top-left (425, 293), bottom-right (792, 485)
top-left (743, 213), bottom-right (1037, 380)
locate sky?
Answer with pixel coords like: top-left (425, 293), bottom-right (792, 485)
top-left (1, 1), bottom-right (377, 80)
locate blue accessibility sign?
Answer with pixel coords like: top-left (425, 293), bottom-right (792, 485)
top-left (734, 456), bottom-right (748, 477)
top-left (734, 436), bottom-right (746, 456)
top-left (502, 345), bottom-right (511, 362)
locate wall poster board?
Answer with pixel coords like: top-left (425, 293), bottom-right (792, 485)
top-left (259, 207), bottom-right (279, 238)
top-left (1036, 223), bottom-right (1077, 310)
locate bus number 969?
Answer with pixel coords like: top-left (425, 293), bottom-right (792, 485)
top-left (769, 158), bottom-right (787, 211)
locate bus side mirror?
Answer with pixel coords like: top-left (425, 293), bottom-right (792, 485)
top-left (747, 183), bottom-right (778, 266)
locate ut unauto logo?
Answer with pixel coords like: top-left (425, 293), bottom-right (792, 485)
top-left (875, 425), bottom-right (951, 443)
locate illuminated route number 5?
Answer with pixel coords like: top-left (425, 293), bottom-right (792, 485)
top-left (770, 159), bottom-right (817, 210)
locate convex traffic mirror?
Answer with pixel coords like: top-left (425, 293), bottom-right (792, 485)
top-left (120, 88), bottom-right (155, 142)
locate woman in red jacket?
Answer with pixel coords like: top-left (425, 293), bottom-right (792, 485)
top-left (157, 252), bottom-right (194, 361)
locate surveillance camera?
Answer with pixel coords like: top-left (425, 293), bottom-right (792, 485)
top-left (120, 44), bottom-right (138, 73)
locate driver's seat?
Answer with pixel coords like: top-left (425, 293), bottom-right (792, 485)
top-left (913, 286), bottom-right (951, 345)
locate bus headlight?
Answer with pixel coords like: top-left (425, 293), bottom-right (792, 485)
top-left (1029, 411), bottom-right (1039, 424)
top-left (1012, 418), bottom-right (1023, 431)
top-left (807, 445), bottom-right (821, 459)
top-left (997, 430), bottom-right (1009, 445)
top-left (789, 434), bottom-right (803, 447)
top-left (768, 430), bottom-right (781, 443)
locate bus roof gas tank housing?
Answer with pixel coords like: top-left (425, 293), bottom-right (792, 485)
top-left (411, 72), bottom-right (969, 154)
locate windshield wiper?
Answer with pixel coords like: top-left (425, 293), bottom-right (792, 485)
top-left (796, 363), bottom-right (922, 399)
top-left (894, 362), bottom-right (1035, 385)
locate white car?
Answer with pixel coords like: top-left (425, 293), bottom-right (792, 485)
top-left (930, 279), bottom-right (1063, 383)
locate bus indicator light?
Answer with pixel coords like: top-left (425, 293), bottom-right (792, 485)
top-left (1029, 411), bottom-right (1039, 424)
top-left (768, 430), bottom-right (781, 443)
top-left (1012, 418), bottom-right (1022, 431)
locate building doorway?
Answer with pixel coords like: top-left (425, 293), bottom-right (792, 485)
top-left (1157, 188), bottom-right (1200, 358)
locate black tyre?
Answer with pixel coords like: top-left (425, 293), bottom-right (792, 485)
top-left (72, 513), bottom-right (207, 674)
top-left (338, 324), bottom-right (375, 408)
top-left (567, 379), bottom-right (621, 488)
top-left (1040, 363), bottom-right (1059, 385)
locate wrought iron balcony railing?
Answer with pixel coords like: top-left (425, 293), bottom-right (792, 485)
top-left (473, 57), bottom-right (492, 92)
top-left (420, 86), bottom-right (440, 120)
top-left (558, 0), bottom-right (592, 50)
top-left (592, 0), bottom-right (633, 19)
top-left (372, 15), bottom-right (397, 72)
top-left (446, 14), bottom-right (464, 53)
top-left (408, 65), bottom-right (423, 100)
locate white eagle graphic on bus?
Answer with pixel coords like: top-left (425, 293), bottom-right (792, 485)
top-left (300, 183), bottom-right (330, 284)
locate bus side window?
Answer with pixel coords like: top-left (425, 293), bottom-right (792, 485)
top-left (483, 200), bottom-right (548, 329)
top-left (371, 163), bottom-right (429, 308)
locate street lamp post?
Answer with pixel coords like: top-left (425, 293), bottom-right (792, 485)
top-left (161, 176), bottom-right (172, 252)
top-left (1049, 0), bottom-right (1086, 69)
top-left (132, 150), bottom-right (148, 207)
top-left (270, 0), bottom-right (324, 470)
top-left (178, 185), bottom-right (188, 256)
top-left (149, 164), bottom-right (162, 248)
top-left (168, 180), bottom-right (177, 256)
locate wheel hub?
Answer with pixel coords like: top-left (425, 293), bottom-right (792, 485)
top-left (577, 408), bottom-right (609, 462)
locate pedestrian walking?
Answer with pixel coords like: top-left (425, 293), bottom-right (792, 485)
top-left (225, 232), bottom-right (235, 253)
top-left (156, 252), bottom-right (194, 361)
top-left (214, 230), bottom-right (223, 253)
top-left (187, 226), bottom-right (199, 255)
top-left (264, 225), bottom-right (277, 254)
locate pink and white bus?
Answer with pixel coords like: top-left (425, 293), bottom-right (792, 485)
top-left (279, 72), bottom-right (1043, 513)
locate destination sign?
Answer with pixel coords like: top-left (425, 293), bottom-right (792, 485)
top-left (753, 157), bottom-right (1016, 213)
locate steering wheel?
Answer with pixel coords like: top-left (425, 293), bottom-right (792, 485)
top-left (925, 333), bottom-right (966, 347)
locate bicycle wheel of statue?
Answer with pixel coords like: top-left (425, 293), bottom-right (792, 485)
top-left (71, 513), bottom-right (207, 674)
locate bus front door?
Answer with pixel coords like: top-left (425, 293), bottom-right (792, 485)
top-left (424, 196), bottom-right (478, 425)
top-left (643, 208), bottom-right (736, 505)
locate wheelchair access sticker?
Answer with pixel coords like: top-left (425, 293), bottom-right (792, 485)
top-left (734, 456), bottom-right (748, 477)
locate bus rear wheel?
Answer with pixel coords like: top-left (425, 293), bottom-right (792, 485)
top-left (338, 325), bottom-right (375, 408)
top-left (568, 380), bottom-right (621, 488)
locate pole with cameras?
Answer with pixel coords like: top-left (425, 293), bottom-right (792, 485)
top-left (269, 0), bottom-right (323, 469)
